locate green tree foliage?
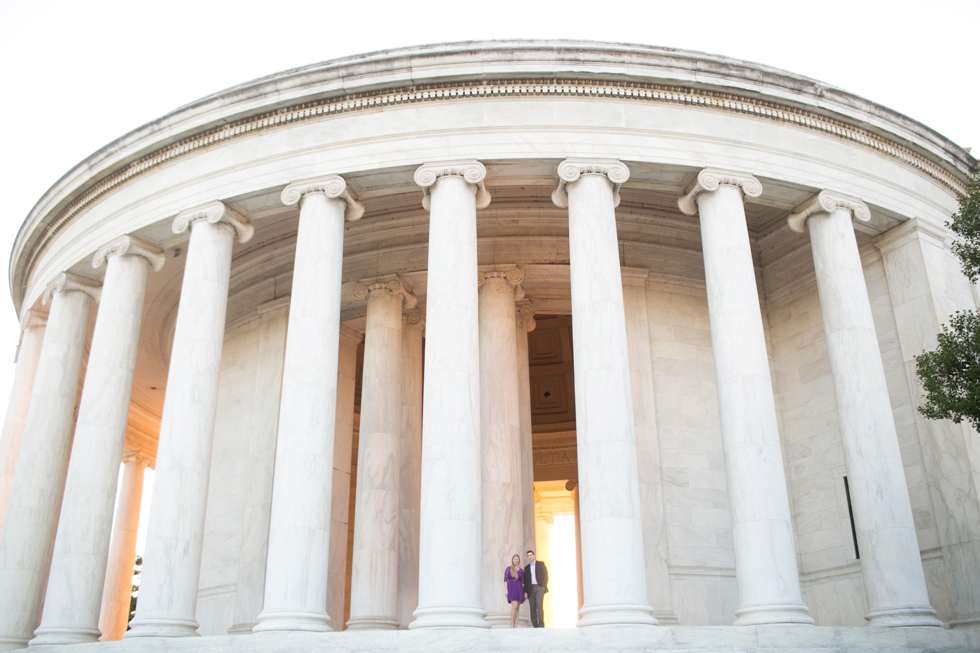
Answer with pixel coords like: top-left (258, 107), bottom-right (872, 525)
top-left (916, 172), bottom-right (980, 427)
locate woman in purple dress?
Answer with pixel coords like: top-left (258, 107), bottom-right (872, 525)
top-left (505, 554), bottom-right (525, 627)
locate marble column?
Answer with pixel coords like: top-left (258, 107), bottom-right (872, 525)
top-left (479, 268), bottom-right (526, 628)
top-left (127, 202), bottom-right (253, 638)
top-left (99, 451), bottom-right (152, 641)
top-left (347, 277), bottom-right (416, 629)
top-left (678, 168), bottom-right (811, 626)
top-left (228, 299), bottom-right (290, 634)
top-left (0, 309), bottom-right (46, 540)
top-left (0, 272), bottom-right (100, 651)
top-left (328, 326), bottom-right (362, 631)
top-left (255, 176), bottom-right (363, 633)
top-left (515, 302), bottom-right (536, 556)
top-left (788, 190), bottom-right (941, 627)
top-left (32, 236), bottom-right (164, 646)
top-left (410, 160), bottom-right (491, 629)
top-left (397, 309), bottom-right (423, 628)
top-left (551, 158), bottom-right (656, 627)
top-left (622, 268), bottom-right (677, 624)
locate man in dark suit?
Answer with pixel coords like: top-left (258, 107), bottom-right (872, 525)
top-left (523, 550), bottom-right (549, 628)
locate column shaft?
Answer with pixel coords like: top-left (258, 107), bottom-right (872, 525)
top-left (556, 160), bottom-right (656, 627)
top-left (256, 178), bottom-right (358, 632)
top-left (0, 313), bottom-right (46, 539)
top-left (348, 288), bottom-right (404, 629)
top-left (516, 313), bottom-right (536, 555)
top-left (479, 274), bottom-right (524, 627)
top-left (684, 173), bottom-right (811, 625)
top-left (99, 455), bottom-right (149, 640)
top-left (0, 276), bottom-right (97, 651)
top-left (128, 204), bottom-right (249, 638)
top-left (34, 245), bottom-right (157, 645)
top-left (800, 197), bottom-right (940, 626)
top-left (397, 313), bottom-right (423, 628)
top-left (411, 162), bottom-right (489, 629)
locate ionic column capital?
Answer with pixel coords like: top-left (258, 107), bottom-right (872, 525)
top-left (551, 158), bottom-right (630, 209)
top-left (172, 201), bottom-right (254, 243)
top-left (516, 300), bottom-right (536, 333)
top-left (677, 168), bottom-right (762, 216)
top-left (787, 190), bottom-right (871, 233)
top-left (478, 267), bottom-right (524, 287)
top-left (19, 307), bottom-right (47, 331)
top-left (403, 308), bottom-right (425, 329)
top-left (414, 160), bottom-right (491, 210)
top-left (352, 275), bottom-right (418, 309)
top-left (281, 175), bottom-right (364, 222)
top-left (122, 449), bottom-right (154, 469)
top-left (93, 235), bottom-right (166, 272)
top-left (42, 272), bottom-right (102, 305)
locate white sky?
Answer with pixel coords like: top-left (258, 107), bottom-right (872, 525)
top-left (0, 0), bottom-right (976, 543)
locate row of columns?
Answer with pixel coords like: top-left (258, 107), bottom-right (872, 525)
top-left (0, 159), bottom-right (944, 649)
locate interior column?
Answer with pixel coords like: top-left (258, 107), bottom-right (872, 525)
top-left (397, 309), bottom-right (424, 627)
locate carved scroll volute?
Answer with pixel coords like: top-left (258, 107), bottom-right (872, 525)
top-left (552, 159), bottom-right (630, 209)
top-left (414, 160), bottom-right (491, 211)
top-left (677, 168), bottom-right (763, 216)
top-left (281, 175), bottom-right (364, 222)
top-left (172, 201), bottom-right (254, 243)
top-left (92, 234), bottom-right (166, 272)
top-left (787, 190), bottom-right (871, 233)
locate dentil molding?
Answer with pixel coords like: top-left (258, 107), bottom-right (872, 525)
top-left (352, 275), bottom-right (418, 309)
top-left (677, 168), bottom-right (763, 216)
top-left (414, 160), bottom-right (491, 210)
top-left (172, 201), bottom-right (255, 243)
top-left (551, 159), bottom-right (630, 209)
top-left (280, 174), bottom-right (365, 222)
top-left (42, 271), bottom-right (102, 305)
top-left (92, 234), bottom-right (166, 272)
top-left (787, 190), bottom-right (871, 233)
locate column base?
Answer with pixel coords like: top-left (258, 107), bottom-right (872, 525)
top-left (865, 607), bottom-right (943, 628)
top-left (949, 616), bottom-right (980, 628)
top-left (0, 637), bottom-right (29, 651)
top-left (125, 617), bottom-right (201, 638)
top-left (253, 610), bottom-right (332, 633)
top-left (29, 627), bottom-right (101, 646)
top-left (227, 622), bottom-right (257, 635)
top-left (345, 616), bottom-right (399, 630)
top-left (734, 604), bottom-right (814, 626)
top-left (652, 610), bottom-right (679, 625)
top-left (409, 606), bottom-right (490, 629)
top-left (577, 604), bottom-right (659, 627)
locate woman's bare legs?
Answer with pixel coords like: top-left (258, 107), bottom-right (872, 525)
top-left (510, 600), bottom-right (520, 627)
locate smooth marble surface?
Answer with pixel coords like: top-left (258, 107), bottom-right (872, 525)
top-left (127, 217), bottom-right (238, 639)
top-left (806, 204), bottom-right (940, 627)
top-left (0, 278), bottom-right (97, 651)
top-left (515, 316), bottom-right (536, 558)
top-left (411, 165), bottom-right (489, 629)
top-left (255, 190), bottom-right (346, 633)
top-left (33, 249), bottom-right (154, 646)
top-left (0, 313), bottom-right (45, 541)
top-left (100, 454), bottom-right (149, 641)
top-left (695, 181), bottom-right (812, 626)
top-left (479, 275), bottom-right (524, 627)
top-left (559, 162), bottom-right (656, 627)
top-left (348, 288), bottom-right (403, 630)
top-left (397, 317), bottom-right (423, 629)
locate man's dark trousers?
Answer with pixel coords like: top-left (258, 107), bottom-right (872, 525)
top-left (528, 585), bottom-right (546, 627)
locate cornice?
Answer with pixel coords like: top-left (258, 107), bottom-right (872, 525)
top-left (677, 168), bottom-right (763, 216)
top-left (42, 271), bottom-right (102, 305)
top-left (414, 161), bottom-right (491, 210)
top-left (12, 64), bottom-right (974, 304)
top-left (787, 190), bottom-right (871, 233)
top-left (92, 234), bottom-right (166, 272)
top-left (172, 201), bottom-right (254, 243)
top-left (552, 159), bottom-right (630, 209)
top-left (280, 175), bottom-right (364, 222)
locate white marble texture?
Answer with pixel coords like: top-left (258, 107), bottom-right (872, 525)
top-left (227, 301), bottom-right (289, 634)
top-left (622, 269), bottom-right (676, 624)
top-left (0, 273), bottom-right (99, 651)
top-left (555, 159), bottom-right (657, 627)
top-left (798, 195), bottom-right (941, 627)
top-left (255, 178), bottom-right (359, 633)
top-left (100, 453), bottom-right (151, 641)
top-left (397, 312), bottom-right (423, 628)
top-left (348, 285), bottom-right (404, 630)
top-left (127, 205), bottom-right (248, 639)
top-left (411, 162), bottom-right (489, 629)
top-left (478, 272), bottom-right (525, 628)
top-left (33, 239), bottom-right (160, 646)
top-left (684, 172), bottom-right (811, 626)
top-left (329, 326), bottom-right (362, 630)
top-left (0, 311), bottom-right (45, 541)
top-left (515, 310), bottom-right (536, 558)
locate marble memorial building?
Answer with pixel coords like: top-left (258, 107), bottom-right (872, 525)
top-left (0, 41), bottom-right (977, 653)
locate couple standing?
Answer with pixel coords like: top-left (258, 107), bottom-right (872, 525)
top-left (504, 550), bottom-right (549, 628)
